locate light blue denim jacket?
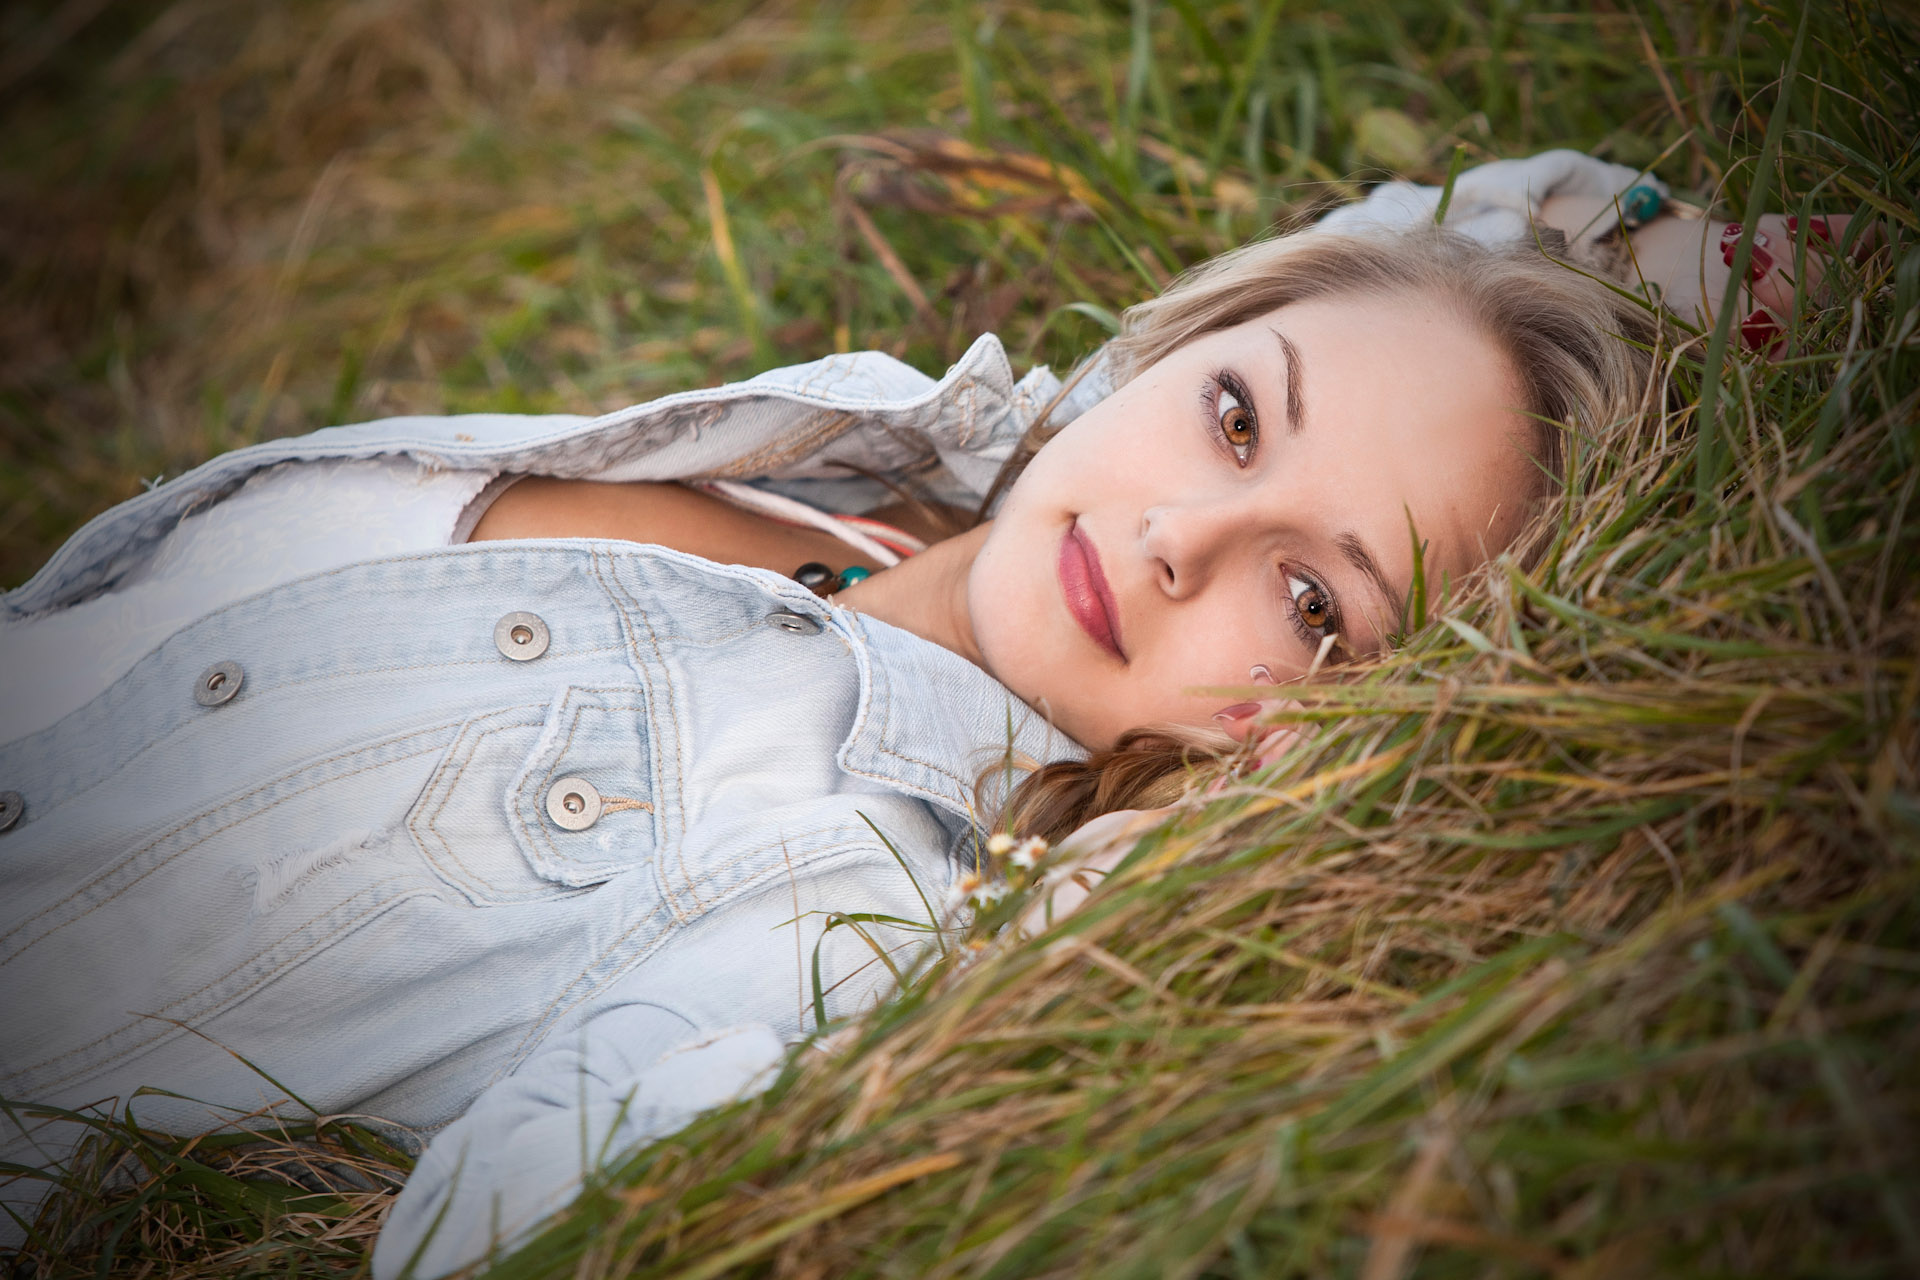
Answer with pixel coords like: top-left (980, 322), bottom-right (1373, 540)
top-left (0, 335), bottom-right (1098, 1276)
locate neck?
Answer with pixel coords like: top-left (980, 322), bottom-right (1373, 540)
top-left (833, 522), bottom-right (989, 671)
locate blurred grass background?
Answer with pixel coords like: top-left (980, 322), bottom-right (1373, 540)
top-left (7, 0), bottom-right (1708, 589)
top-left (4, 0), bottom-right (1918, 1277)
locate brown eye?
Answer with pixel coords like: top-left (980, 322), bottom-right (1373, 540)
top-left (1216, 386), bottom-right (1256, 462)
top-left (1205, 379), bottom-right (1251, 466)
top-left (1286, 573), bottom-right (1337, 636)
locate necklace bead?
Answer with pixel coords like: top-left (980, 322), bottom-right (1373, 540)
top-left (793, 561), bottom-right (874, 597)
top-left (793, 562), bottom-right (837, 594)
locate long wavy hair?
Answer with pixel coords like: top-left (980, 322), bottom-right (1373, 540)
top-left (988, 226), bottom-right (1658, 845)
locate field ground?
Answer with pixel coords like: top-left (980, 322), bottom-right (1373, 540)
top-left (2, 1), bottom-right (1917, 1276)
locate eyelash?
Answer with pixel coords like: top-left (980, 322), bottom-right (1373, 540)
top-left (1203, 370), bottom-right (1259, 467)
top-left (1282, 568), bottom-right (1342, 650)
top-left (1201, 373), bottom-right (1342, 651)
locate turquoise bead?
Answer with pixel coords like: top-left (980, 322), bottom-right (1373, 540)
top-left (838, 565), bottom-right (872, 586)
top-left (1620, 184), bottom-right (1662, 229)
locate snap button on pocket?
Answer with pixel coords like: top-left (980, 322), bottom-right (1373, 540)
top-left (495, 611), bottom-right (551, 661)
top-left (545, 776), bottom-right (603, 831)
top-left (765, 610), bottom-right (821, 635)
top-left (193, 660), bottom-right (244, 707)
top-left (0, 791), bottom-right (22, 833)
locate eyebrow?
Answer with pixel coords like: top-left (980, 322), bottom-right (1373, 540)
top-left (1334, 531), bottom-right (1404, 643)
top-left (1272, 327), bottom-right (1306, 435)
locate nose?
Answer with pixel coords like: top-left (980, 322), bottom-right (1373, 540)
top-left (1141, 501), bottom-right (1243, 599)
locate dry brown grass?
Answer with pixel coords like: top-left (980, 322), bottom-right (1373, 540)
top-left (3, 0), bottom-right (1916, 1276)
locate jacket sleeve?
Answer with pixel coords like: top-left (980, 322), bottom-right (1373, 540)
top-left (1311, 148), bottom-right (1666, 248)
top-left (370, 1011), bottom-right (784, 1280)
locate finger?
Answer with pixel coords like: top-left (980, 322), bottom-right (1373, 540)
top-left (1727, 214), bottom-right (1855, 319)
top-left (1211, 696), bottom-right (1305, 743)
top-left (1251, 724), bottom-right (1307, 771)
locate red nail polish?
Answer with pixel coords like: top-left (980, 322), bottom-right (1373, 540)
top-left (1740, 308), bottom-right (1781, 353)
top-left (1747, 245), bottom-right (1774, 281)
top-left (1721, 239), bottom-right (1737, 267)
top-left (1785, 216), bottom-right (1833, 244)
top-left (1213, 702), bottom-right (1261, 723)
top-left (1722, 222), bottom-right (1742, 238)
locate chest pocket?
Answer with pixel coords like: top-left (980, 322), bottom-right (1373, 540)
top-left (407, 685), bottom-right (658, 905)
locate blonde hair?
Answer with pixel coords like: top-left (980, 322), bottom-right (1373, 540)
top-left (992, 226), bottom-right (1657, 845)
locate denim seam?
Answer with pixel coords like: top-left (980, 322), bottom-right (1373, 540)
top-left (587, 551), bottom-right (690, 923)
top-left (496, 902), bottom-right (677, 1081)
top-left (408, 706), bottom-right (554, 903)
top-left (599, 552), bottom-right (700, 913)
top-left (12, 874), bottom-right (428, 1096)
top-left (516, 695), bottom-right (650, 876)
top-left (499, 838), bottom-right (882, 1075)
top-left (834, 629), bottom-right (974, 809)
top-left (7, 629), bottom-right (617, 824)
top-left (705, 410), bottom-right (858, 480)
top-left (7, 545), bottom-right (626, 807)
top-left (678, 817), bottom-right (859, 903)
top-left (268, 642), bottom-right (627, 693)
top-left (691, 831), bottom-right (878, 906)
top-left (0, 723), bottom-right (463, 965)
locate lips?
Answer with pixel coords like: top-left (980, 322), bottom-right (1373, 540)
top-left (1058, 520), bottom-right (1125, 661)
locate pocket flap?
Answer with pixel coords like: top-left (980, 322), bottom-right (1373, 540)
top-left (508, 685), bottom-right (657, 887)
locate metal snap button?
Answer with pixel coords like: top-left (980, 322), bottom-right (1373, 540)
top-left (544, 777), bottom-right (603, 831)
top-left (193, 660), bottom-right (244, 707)
top-left (765, 610), bottom-right (821, 636)
top-left (0, 791), bottom-right (22, 833)
top-left (495, 612), bottom-right (550, 661)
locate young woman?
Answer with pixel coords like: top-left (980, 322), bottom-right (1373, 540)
top-left (0, 151), bottom-right (1850, 1276)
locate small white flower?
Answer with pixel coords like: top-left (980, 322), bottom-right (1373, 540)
top-left (986, 832), bottom-right (1016, 857)
top-left (971, 882), bottom-right (1008, 909)
top-left (1009, 836), bottom-right (1048, 869)
top-left (944, 871), bottom-right (984, 912)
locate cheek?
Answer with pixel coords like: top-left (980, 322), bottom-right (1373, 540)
top-left (1145, 608), bottom-right (1278, 704)
top-left (964, 523), bottom-right (1058, 696)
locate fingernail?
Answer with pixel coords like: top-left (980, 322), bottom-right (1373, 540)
top-left (1746, 245), bottom-right (1774, 281)
top-left (1213, 702), bottom-right (1261, 723)
top-left (1807, 216), bottom-right (1831, 242)
top-left (1740, 308), bottom-right (1781, 353)
top-left (1721, 222), bottom-right (1742, 239)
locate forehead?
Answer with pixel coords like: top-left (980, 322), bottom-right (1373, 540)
top-left (1243, 293), bottom-right (1537, 624)
top-left (1244, 291), bottom-right (1525, 436)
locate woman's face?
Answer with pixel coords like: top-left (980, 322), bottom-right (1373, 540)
top-left (969, 290), bottom-right (1538, 749)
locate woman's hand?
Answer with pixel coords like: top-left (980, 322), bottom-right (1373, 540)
top-left (1011, 698), bottom-right (1309, 934)
top-left (1011, 806), bottom-right (1162, 935)
top-left (1621, 211), bottom-right (1863, 353)
top-left (1538, 195), bottom-right (1870, 356)
top-left (1212, 695), bottom-right (1309, 773)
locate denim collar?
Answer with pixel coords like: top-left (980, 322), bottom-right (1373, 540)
top-left (832, 608), bottom-right (1084, 836)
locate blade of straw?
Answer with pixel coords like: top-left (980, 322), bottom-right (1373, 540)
top-left (1695, 7), bottom-right (1809, 501)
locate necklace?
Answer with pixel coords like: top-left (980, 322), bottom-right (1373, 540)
top-left (793, 562), bottom-right (872, 597)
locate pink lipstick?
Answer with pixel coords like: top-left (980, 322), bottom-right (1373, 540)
top-left (1058, 520), bottom-right (1125, 661)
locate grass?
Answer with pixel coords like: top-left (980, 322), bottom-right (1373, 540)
top-left (3, 0), bottom-right (1917, 1275)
